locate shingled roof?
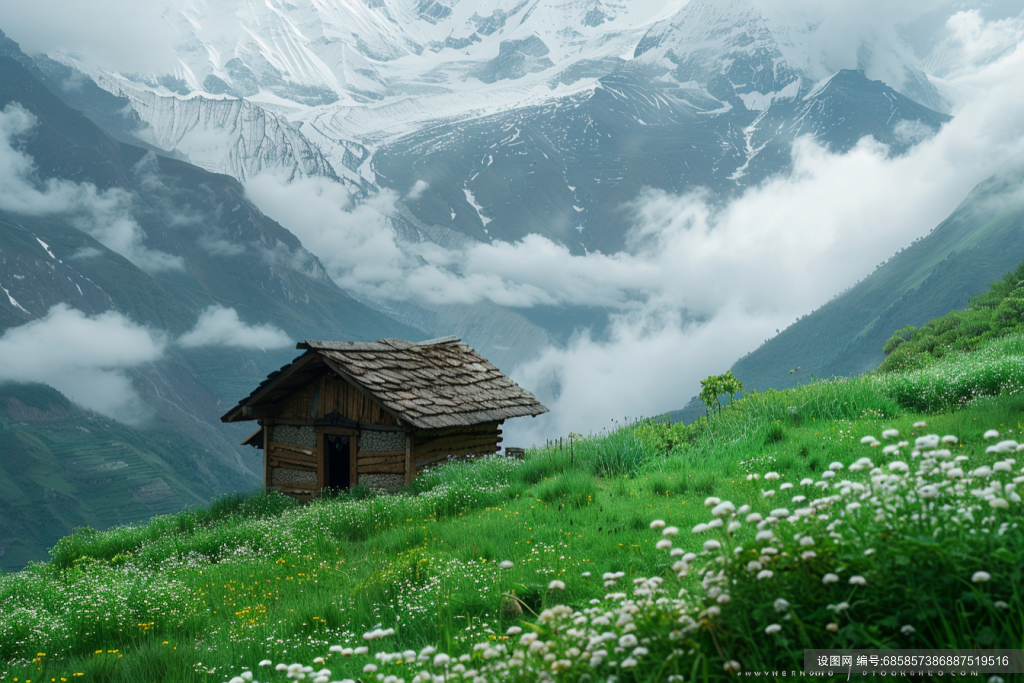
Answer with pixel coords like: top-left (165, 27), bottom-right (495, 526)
top-left (221, 337), bottom-right (548, 429)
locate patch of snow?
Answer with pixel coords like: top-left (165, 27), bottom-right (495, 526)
top-left (36, 238), bottom-right (55, 259)
top-left (463, 187), bottom-right (492, 227)
top-left (1, 285), bottom-right (29, 314)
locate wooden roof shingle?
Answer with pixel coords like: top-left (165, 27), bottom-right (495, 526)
top-left (221, 337), bottom-right (548, 429)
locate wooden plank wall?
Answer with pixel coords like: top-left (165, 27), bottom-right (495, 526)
top-left (412, 422), bottom-right (502, 473)
top-left (278, 375), bottom-right (400, 426)
top-left (265, 425), bottom-right (320, 499)
top-left (319, 375), bottom-right (399, 425)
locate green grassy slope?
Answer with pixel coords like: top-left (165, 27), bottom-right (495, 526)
top-left (0, 383), bottom-right (259, 573)
top-left (2, 324), bottom-right (1023, 681)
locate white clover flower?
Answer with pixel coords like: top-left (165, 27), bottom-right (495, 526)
top-left (990, 498), bottom-right (1009, 509)
top-left (972, 571), bottom-right (991, 583)
top-left (724, 661), bottom-right (741, 673)
top-left (947, 468), bottom-right (964, 480)
top-left (704, 540), bottom-right (722, 551)
top-left (849, 575), bottom-right (866, 585)
top-left (692, 523), bottom-right (709, 534)
top-left (995, 601), bottom-right (1009, 609)
top-left (801, 550), bottom-right (817, 560)
top-left (737, 504), bottom-right (751, 514)
top-left (499, 560), bottom-right (514, 569)
top-left (705, 496), bottom-right (721, 507)
top-left (259, 660), bottom-right (272, 667)
top-left (364, 664), bottom-right (378, 673)
top-left (707, 518), bottom-right (724, 529)
top-left (984, 429), bottom-right (1000, 440)
top-left (942, 435), bottom-right (959, 444)
top-left (746, 512), bottom-right (763, 523)
top-left (711, 502), bottom-right (735, 517)
top-left (826, 623), bottom-right (839, 632)
top-left (882, 445), bottom-right (900, 455)
top-left (650, 519), bottom-right (666, 530)
top-left (755, 530), bottom-right (774, 542)
top-left (774, 598), bottom-right (790, 613)
top-left (822, 573), bottom-right (839, 584)
top-left (770, 508), bottom-right (790, 518)
top-left (656, 539), bottom-right (673, 550)
top-left (913, 421), bottom-right (927, 428)
top-left (901, 625), bottom-right (916, 635)
top-left (889, 461), bottom-right (909, 473)
top-left (779, 482), bottom-right (793, 491)
top-left (663, 526), bottom-right (679, 537)
top-left (757, 570), bottom-right (774, 580)
top-left (433, 654), bottom-right (450, 667)
top-left (765, 472), bottom-right (780, 481)
top-left (619, 634), bottom-right (638, 648)
top-left (847, 501), bottom-right (863, 511)
top-left (860, 436), bottom-right (878, 445)
top-left (821, 471), bottom-right (836, 479)
top-left (799, 536), bottom-right (815, 546)
top-left (915, 435), bottom-right (940, 449)
top-left (765, 623), bottom-right (782, 634)
top-left (829, 461), bottom-right (845, 471)
top-left (995, 462), bottom-right (1013, 472)
top-left (882, 429), bottom-right (899, 439)
top-left (728, 521), bottom-right (742, 533)
top-left (683, 552), bottom-right (697, 562)
top-left (801, 478), bottom-right (814, 486)
top-left (972, 466), bottom-right (994, 478)
top-left (762, 489), bottom-right (776, 498)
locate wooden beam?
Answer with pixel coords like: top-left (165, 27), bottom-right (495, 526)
top-left (405, 433), bottom-right (414, 487)
top-left (269, 442), bottom-right (315, 457)
top-left (269, 455), bottom-right (318, 470)
top-left (317, 426), bottom-right (358, 436)
top-left (357, 450), bottom-right (406, 459)
top-left (349, 433), bottom-right (358, 487)
top-left (262, 420), bottom-right (271, 492)
top-left (356, 454), bottom-right (405, 467)
top-left (316, 431), bottom-right (325, 490)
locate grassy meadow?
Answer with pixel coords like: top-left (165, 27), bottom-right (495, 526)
top-left (3, 278), bottom-right (1024, 682)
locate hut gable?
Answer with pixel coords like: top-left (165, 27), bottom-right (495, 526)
top-left (303, 336), bottom-right (548, 429)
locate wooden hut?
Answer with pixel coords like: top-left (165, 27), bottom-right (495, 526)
top-left (221, 337), bottom-right (548, 499)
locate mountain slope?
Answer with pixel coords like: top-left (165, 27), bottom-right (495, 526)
top-left (373, 69), bottom-right (948, 254)
top-left (665, 163), bottom-right (1024, 424)
top-left (0, 54), bottom-right (422, 568)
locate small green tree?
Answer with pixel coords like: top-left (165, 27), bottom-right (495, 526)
top-left (699, 370), bottom-right (744, 416)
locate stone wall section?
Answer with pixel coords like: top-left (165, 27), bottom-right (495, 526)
top-left (273, 425), bottom-right (317, 448)
top-left (360, 430), bottom-right (406, 452)
top-left (272, 467), bottom-right (317, 486)
top-left (360, 473), bottom-right (405, 490)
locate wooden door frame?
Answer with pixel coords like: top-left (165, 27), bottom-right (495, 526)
top-left (317, 427), bottom-right (359, 488)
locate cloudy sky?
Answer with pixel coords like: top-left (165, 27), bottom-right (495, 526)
top-left (0, 1), bottom-right (1022, 442)
top-left (243, 4), bottom-right (1024, 443)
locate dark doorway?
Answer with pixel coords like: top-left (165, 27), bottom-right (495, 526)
top-left (326, 434), bottom-right (351, 489)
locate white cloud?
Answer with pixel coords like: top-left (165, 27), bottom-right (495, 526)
top-left (505, 33), bottom-right (1024, 443)
top-left (926, 9), bottom-right (1024, 79)
top-left (0, 0), bottom-right (177, 73)
top-left (0, 304), bottom-right (166, 423)
top-left (0, 103), bottom-right (184, 273)
top-left (178, 305), bottom-right (292, 350)
top-left (407, 180), bottom-right (430, 200)
top-left (245, 13), bottom-right (1024, 444)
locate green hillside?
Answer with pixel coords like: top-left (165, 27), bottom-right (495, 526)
top-left (715, 165), bottom-right (1024, 409)
top-left (0, 383), bottom-right (260, 573)
top-left (2, 310), bottom-right (1023, 680)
